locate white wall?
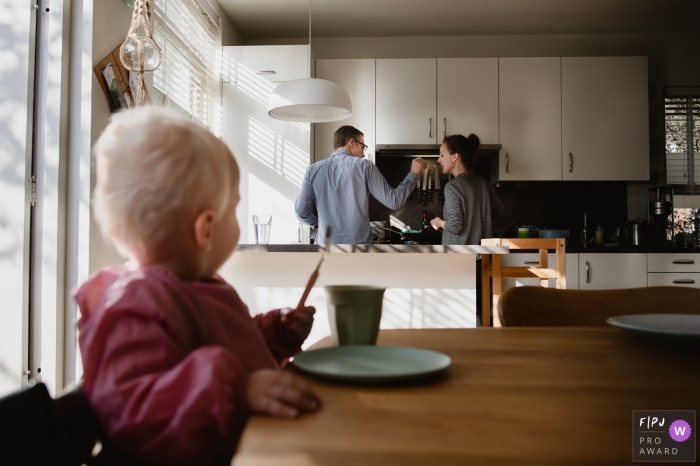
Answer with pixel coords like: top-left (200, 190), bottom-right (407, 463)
top-left (247, 33), bottom-right (700, 220)
top-left (0, 0), bottom-right (33, 396)
top-left (89, 0), bottom-right (245, 274)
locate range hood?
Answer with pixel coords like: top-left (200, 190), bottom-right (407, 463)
top-left (375, 144), bottom-right (501, 158)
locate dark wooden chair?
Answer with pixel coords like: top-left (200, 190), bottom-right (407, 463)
top-left (497, 286), bottom-right (700, 327)
top-left (0, 382), bottom-right (152, 466)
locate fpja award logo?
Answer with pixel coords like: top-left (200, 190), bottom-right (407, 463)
top-left (633, 410), bottom-right (696, 462)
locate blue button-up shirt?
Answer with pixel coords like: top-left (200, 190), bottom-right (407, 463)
top-left (295, 150), bottom-right (419, 244)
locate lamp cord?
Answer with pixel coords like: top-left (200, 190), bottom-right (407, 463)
top-left (308, 0), bottom-right (311, 78)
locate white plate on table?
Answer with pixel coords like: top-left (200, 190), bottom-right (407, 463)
top-left (292, 346), bottom-right (452, 383)
top-left (606, 314), bottom-right (700, 350)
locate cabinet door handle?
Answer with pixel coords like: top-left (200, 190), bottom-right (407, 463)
top-left (524, 261), bottom-right (540, 265)
top-left (443, 118), bottom-right (447, 138)
top-left (672, 259), bottom-right (695, 264)
top-left (586, 261), bottom-right (591, 284)
top-left (505, 153), bottom-right (509, 173)
top-left (672, 279), bottom-right (696, 284)
top-left (569, 153), bottom-right (573, 173)
top-left (429, 118), bottom-right (432, 138)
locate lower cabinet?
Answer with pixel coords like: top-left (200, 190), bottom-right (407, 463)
top-left (579, 253), bottom-right (647, 290)
top-left (499, 252), bottom-right (699, 292)
top-left (647, 273), bottom-right (700, 288)
top-left (647, 253), bottom-right (700, 288)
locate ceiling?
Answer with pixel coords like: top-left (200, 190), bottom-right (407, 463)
top-left (219, 0), bottom-right (700, 40)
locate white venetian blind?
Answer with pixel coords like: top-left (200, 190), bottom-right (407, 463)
top-left (665, 88), bottom-right (700, 185)
top-left (151, 0), bottom-right (221, 134)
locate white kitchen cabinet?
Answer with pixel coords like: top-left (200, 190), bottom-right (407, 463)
top-left (437, 58), bottom-right (499, 144)
top-left (647, 253), bottom-right (700, 289)
top-left (222, 45), bottom-right (311, 84)
top-left (497, 57), bottom-right (562, 181)
top-left (501, 253), bottom-right (579, 290)
top-left (315, 59), bottom-right (376, 162)
top-left (579, 253), bottom-right (647, 290)
top-left (647, 273), bottom-right (700, 289)
top-left (647, 253), bottom-right (700, 272)
top-left (376, 59), bottom-right (437, 145)
top-left (562, 57), bottom-right (648, 181)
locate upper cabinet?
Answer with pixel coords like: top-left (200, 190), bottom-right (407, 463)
top-left (376, 58), bottom-right (499, 146)
top-left (222, 45), bottom-right (311, 83)
top-left (376, 59), bottom-right (437, 145)
top-left (498, 57), bottom-right (562, 181)
top-left (315, 59), bottom-right (376, 162)
top-left (437, 58), bottom-right (499, 143)
top-left (299, 54), bottom-right (648, 182)
top-left (561, 57), bottom-right (648, 181)
top-left (494, 56), bottom-right (649, 182)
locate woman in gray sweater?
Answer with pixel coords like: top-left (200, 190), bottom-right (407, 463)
top-left (430, 134), bottom-right (505, 245)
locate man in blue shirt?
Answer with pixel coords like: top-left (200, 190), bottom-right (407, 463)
top-left (295, 126), bottom-right (427, 244)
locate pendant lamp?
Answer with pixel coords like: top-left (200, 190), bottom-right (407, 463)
top-left (267, 0), bottom-right (352, 122)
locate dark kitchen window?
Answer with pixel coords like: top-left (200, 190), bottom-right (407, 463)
top-left (665, 87), bottom-right (700, 185)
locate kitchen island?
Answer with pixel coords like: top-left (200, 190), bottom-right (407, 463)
top-left (219, 244), bottom-right (508, 347)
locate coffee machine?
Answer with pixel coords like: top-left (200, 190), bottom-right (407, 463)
top-left (647, 186), bottom-right (674, 246)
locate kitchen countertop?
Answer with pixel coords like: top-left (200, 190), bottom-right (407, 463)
top-left (236, 244), bottom-right (509, 254)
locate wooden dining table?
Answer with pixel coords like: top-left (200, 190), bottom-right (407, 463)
top-left (232, 328), bottom-right (699, 466)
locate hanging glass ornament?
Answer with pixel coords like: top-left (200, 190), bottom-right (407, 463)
top-left (120, 0), bottom-right (162, 106)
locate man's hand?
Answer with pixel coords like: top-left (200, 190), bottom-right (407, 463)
top-left (281, 306), bottom-right (315, 346)
top-left (411, 157), bottom-right (428, 175)
top-left (431, 217), bottom-right (445, 230)
top-left (247, 369), bottom-right (321, 419)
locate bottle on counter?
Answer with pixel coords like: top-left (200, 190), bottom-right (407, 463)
top-left (421, 210), bottom-right (429, 230)
top-left (595, 223), bottom-right (604, 245)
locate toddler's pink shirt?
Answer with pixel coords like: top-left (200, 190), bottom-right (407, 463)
top-left (73, 263), bottom-right (301, 466)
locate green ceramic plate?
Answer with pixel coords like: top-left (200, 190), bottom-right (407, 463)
top-left (607, 314), bottom-right (700, 350)
top-left (292, 345), bottom-right (452, 383)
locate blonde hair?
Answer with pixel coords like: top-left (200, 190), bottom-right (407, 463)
top-left (93, 106), bottom-right (237, 257)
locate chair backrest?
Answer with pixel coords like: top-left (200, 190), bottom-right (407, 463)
top-left (0, 382), bottom-right (100, 466)
top-left (498, 286), bottom-right (700, 327)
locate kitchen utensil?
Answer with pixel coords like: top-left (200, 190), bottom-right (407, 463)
top-left (296, 226), bottom-right (332, 309)
top-left (427, 167), bottom-right (433, 202)
top-left (292, 345), bottom-right (452, 383)
top-left (435, 167), bottom-right (442, 205)
top-left (607, 314), bottom-right (700, 350)
top-left (539, 229), bottom-right (569, 240)
top-left (370, 221), bottom-right (388, 240)
top-left (421, 168), bottom-right (428, 205)
top-left (376, 226), bottom-right (442, 245)
top-left (325, 285), bottom-right (385, 345)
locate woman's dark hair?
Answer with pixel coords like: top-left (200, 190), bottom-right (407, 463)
top-left (333, 125), bottom-right (364, 150)
top-left (442, 133), bottom-right (480, 172)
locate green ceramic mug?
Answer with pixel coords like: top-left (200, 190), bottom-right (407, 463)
top-left (325, 286), bottom-right (386, 345)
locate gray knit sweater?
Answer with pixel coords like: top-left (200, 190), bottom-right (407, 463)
top-left (441, 173), bottom-right (505, 245)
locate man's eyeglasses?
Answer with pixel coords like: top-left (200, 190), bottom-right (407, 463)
top-left (353, 138), bottom-right (368, 153)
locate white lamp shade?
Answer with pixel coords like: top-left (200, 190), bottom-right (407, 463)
top-left (267, 78), bottom-right (352, 122)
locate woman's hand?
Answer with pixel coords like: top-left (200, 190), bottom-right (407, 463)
top-left (247, 369), bottom-right (321, 419)
top-left (281, 306), bottom-right (315, 345)
top-left (431, 217), bottom-right (445, 230)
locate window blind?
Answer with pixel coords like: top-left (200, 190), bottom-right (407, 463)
top-left (151, 0), bottom-right (221, 135)
top-left (665, 94), bottom-right (700, 185)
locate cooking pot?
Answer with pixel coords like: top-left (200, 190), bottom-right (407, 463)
top-left (379, 226), bottom-right (442, 245)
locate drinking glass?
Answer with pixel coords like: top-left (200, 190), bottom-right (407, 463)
top-left (252, 215), bottom-right (272, 244)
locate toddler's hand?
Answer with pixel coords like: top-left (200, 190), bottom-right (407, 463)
top-left (247, 369), bottom-right (321, 419)
top-left (281, 306), bottom-right (315, 345)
